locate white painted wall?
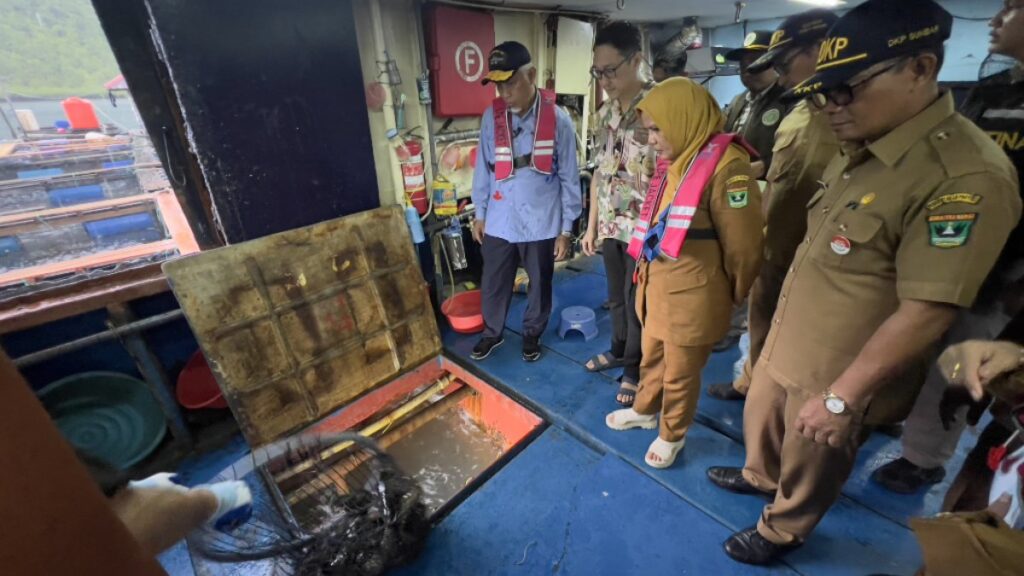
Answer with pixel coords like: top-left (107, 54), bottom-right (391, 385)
top-left (705, 0), bottom-right (1001, 108)
top-left (353, 1), bottom-right (561, 207)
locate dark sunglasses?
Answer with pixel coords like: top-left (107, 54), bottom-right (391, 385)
top-left (810, 61), bottom-right (901, 109)
top-left (590, 51), bottom-right (637, 80)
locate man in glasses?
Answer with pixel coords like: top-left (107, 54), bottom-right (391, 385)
top-left (708, 10), bottom-right (841, 404)
top-left (707, 0), bottom-right (1021, 565)
top-left (713, 30), bottom-right (789, 358)
top-left (580, 22), bottom-right (653, 406)
top-left (872, 0), bottom-right (1024, 497)
top-left (470, 41), bottom-right (582, 363)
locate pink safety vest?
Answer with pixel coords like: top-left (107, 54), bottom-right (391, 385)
top-left (628, 133), bottom-right (755, 261)
top-left (492, 89), bottom-right (557, 181)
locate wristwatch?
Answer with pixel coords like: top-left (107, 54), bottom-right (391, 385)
top-left (560, 231), bottom-right (573, 238)
top-left (823, 388), bottom-right (849, 415)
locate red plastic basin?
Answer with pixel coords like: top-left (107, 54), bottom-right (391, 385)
top-left (176, 351), bottom-right (228, 410)
top-left (442, 289), bottom-right (484, 334)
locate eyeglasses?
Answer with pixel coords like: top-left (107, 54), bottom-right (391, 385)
top-left (590, 52), bottom-right (636, 80)
top-left (810, 61), bottom-right (901, 109)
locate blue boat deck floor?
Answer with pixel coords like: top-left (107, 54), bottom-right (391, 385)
top-left (162, 255), bottom-right (966, 575)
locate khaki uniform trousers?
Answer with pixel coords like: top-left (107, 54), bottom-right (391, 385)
top-left (632, 330), bottom-right (713, 443)
top-left (732, 263), bottom-right (787, 395)
top-left (741, 362), bottom-right (860, 545)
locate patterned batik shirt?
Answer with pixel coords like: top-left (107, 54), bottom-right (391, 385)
top-left (592, 84), bottom-right (655, 244)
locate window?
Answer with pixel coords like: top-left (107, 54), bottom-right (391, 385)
top-left (0, 0), bottom-right (199, 303)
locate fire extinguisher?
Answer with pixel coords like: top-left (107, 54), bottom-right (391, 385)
top-left (388, 129), bottom-right (429, 215)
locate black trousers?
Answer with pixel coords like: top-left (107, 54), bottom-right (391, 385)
top-left (602, 238), bottom-right (642, 381)
top-left (481, 235), bottom-right (555, 339)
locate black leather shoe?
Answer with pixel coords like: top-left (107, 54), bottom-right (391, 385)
top-left (724, 527), bottom-right (799, 565)
top-left (470, 336), bottom-right (504, 360)
top-left (707, 467), bottom-right (776, 499)
top-left (871, 457), bottom-right (945, 494)
top-left (522, 336), bottom-right (542, 362)
top-left (707, 382), bottom-right (745, 401)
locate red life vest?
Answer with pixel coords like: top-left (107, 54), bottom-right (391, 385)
top-left (628, 133), bottom-right (754, 261)
top-left (492, 89), bottom-right (557, 182)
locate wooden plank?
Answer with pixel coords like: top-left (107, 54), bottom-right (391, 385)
top-left (0, 268), bottom-right (169, 334)
top-left (0, 240), bottom-right (179, 287)
top-left (154, 189), bottom-right (200, 254)
top-left (0, 162), bottom-right (161, 190)
top-left (0, 204), bottom-right (154, 237)
top-left (0, 192), bottom-right (156, 227)
top-left (163, 206), bottom-right (441, 447)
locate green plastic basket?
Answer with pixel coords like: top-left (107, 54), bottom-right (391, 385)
top-left (38, 371), bottom-right (168, 469)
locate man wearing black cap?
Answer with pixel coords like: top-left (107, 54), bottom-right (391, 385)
top-left (707, 0), bottom-right (1021, 565)
top-left (722, 30), bottom-right (788, 178)
top-left (708, 9), bottom-right (841, 403)
top-left (872, 0), bottom-right (1024, 496)
top-left (469, 41), bottom-right (582, 363)
top-left (714, 30), bottom-right (789, 355)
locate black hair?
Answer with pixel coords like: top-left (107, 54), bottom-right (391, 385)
top-left (595, 21), bottom-right (643, 56)
top-left (653, 44), bottom-right (688, 76)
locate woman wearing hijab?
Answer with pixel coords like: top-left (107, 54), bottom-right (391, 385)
top-left (605, 78), bottom-right (763, 468)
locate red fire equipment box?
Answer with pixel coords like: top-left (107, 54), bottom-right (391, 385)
top-left (425, 5), bottom-right (495, 118)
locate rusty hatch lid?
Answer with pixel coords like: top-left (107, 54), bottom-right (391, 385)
top-left (162, 206), bottom-right (441, 446)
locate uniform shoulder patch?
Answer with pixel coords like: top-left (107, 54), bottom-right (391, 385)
top-left (926, 193), bottom-right (982, 210)
top-left (928, 213), bottom-right (977, 248)
top-left (727, 189), bottom-right (749, 208)
top-left (726, 174), bottom-right (750, 186)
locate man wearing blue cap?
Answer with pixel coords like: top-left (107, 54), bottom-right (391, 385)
top-left (707, 0), bottom-right (1021, 564)
top-left (470, 41), bottom-right (582, 363)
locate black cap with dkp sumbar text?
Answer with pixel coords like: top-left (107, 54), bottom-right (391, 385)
top-left (748, 9), bottom-right (838, 73)
top-left (482, 41), bottom-right (532, 85)
top-left (788, 0), bottom-right (952, 99)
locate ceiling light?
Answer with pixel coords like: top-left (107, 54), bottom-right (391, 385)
top-left (789, 0), bottom-right (847, 7)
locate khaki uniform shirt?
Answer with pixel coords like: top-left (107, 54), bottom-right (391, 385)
top-left (763, 100), bottom-right (840, 269)
top-left (761, 92), bottom-right (1021, 399)
top-left (724, 83), bottom-right (789, 171)
top-left (593, 86), bottom-right (656, 244)
top-left (637, 154), bottom-right (764, 347)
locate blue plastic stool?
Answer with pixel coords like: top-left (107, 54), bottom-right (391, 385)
top-left (558, 306), bottom-right (599, 342)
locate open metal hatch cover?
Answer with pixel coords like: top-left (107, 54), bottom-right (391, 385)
top-left (163, 206), bottom-right (441, 446)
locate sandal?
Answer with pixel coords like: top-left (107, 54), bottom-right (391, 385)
top-left (616, 378), bottom-right (638, 407)
top-left (585, 351), bottom-right (625, 372)
top-left (605, 408), bottom-right (657, 431)
top-left (645, 437), bottom-right (686, 469)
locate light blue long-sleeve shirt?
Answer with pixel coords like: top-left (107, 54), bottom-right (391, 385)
top-left (471, 94), bottom-right (582, 243)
